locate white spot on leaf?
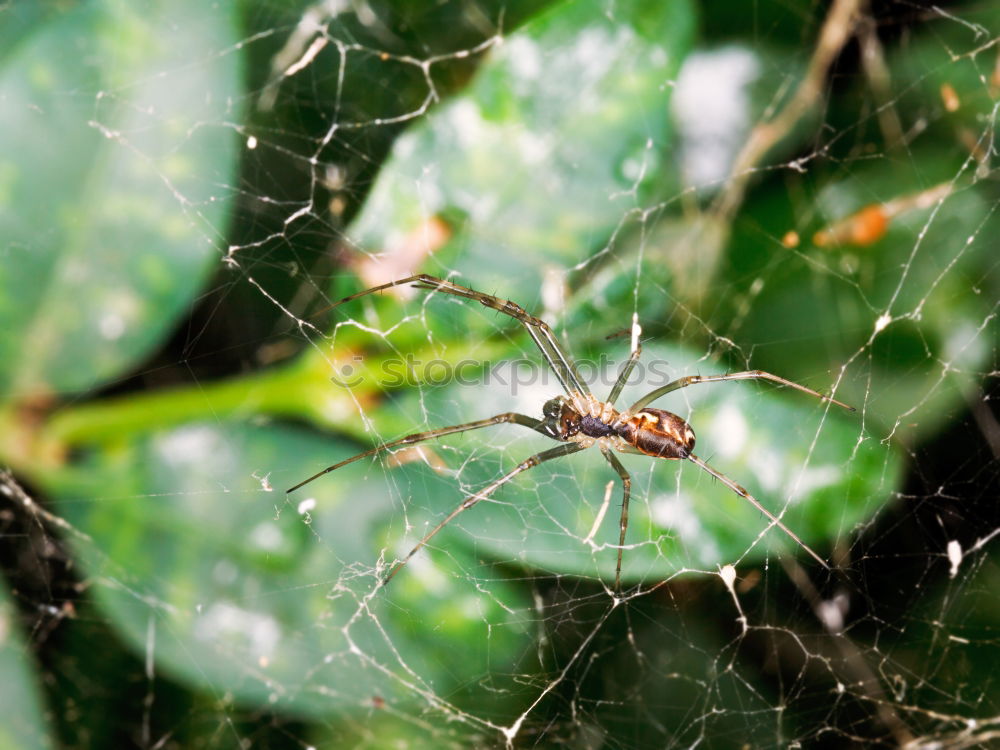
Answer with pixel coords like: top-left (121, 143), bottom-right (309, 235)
top-left (673, 47), bottom-right (761, 188)
top-left (249, 522), bottom-right (283, 552)
top-left (195, 602), bottom-right (280, 659)
top-left (709, 404), bottom-right (749, 459)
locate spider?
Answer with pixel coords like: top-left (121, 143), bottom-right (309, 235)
top-left (288, 274), bottom-right (854, 590)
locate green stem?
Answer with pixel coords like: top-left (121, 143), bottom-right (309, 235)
top-left (40, 339), bottom-right (510, 450)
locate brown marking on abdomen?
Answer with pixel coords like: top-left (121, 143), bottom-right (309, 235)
top-left (617, 409), bottom-right (696, 460)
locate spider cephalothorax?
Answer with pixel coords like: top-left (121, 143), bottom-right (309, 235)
top-left (542, 394), bottom-right (616, 441)
top-left (289, 274), bottom-right (854, 590)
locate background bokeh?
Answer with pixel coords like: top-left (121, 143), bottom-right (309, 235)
top-left (1, 1), bottom-right (998, 747)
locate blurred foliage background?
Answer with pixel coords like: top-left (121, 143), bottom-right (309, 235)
top-left (1, 0), bottom-right (999, 747)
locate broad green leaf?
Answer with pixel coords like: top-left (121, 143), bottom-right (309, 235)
top-left (294, 0), bottom-right (696, 436)
top-left (40, 422), bottom-right (535, 719)
top-left (369, 342), bottom-right (900, 584)
top-left (339, 0), bottom-right (694, 305)
top-left (0, 0), bottom-right (241, 400)
top-left (0, 583), bottom-right (54, 750)
top-left (562, 40), bottom-right (815, 330)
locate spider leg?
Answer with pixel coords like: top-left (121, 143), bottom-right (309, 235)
top-left (606, 343), bottom-right (641, 406)
top-left (627, 370), bottom-right (854, 414)
top-left (381, 442), bottom-right (586, 586)
top-left (330, 273), bottom-right (591, 399)
top-left (600, 446), bottom-right (632, 590)
top-left (286, 412), bottom-right (547, 494)
top-left (686, 453), bottom-right (830, 569)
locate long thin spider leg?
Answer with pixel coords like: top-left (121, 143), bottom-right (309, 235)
top-left (627, 370), bottom-right (855, 415)
top-left (686, 453), bottom-right (830, 569)
top-left (286, 412), bottom-right (547, 494)
top-left (606, 343), bottom-right (641, 406)
top-left (409, 276), bottom-right (590, 398)
top-left (325, 273), bottom-right (591, 398)
top-left (381, 442), bottom-right (586, 586)
top-left (600, 446), bottom-right (632, 591)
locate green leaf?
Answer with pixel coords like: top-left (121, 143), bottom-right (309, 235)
top-left (291, 0), bottom-right (697, 437)
top-left (0, 0), bottom-right (241, 400)
top-left (40, 422), bottom-right (536, 718)
top-left (373, 342), bottom-right (900, 584)
top-left (342, 0), bottom-right (695, 301)
top-left (708, 10), bottom-right (1000, 445)
top-left (0, 583), bottom-right (54, 749)
top-left (724, 155), bottom-right (996, 443)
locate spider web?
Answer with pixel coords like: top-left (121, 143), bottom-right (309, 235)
top-left (2, 0), bottom-right (1000, 748)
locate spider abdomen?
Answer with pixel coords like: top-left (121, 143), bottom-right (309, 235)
top-left (618, 408), bottom-right (696, 459)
